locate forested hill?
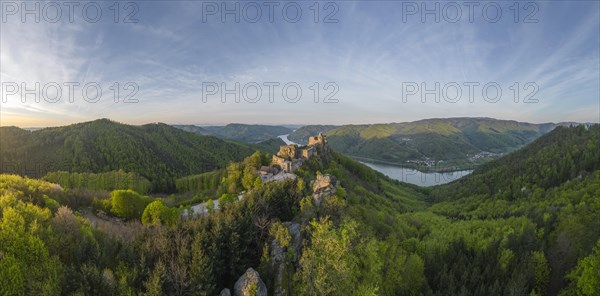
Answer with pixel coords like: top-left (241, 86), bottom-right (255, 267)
top-left (431, 124), bottom-right (600, 202)
top-left (0, 119), bottom-right (256, 192)
top-left (291, 118), bottom-right (570, 170)
top-left (174, 123), bottom-right (292, 143)
top-left (427, 124), bottom-right (600, 294)
top-left (287, 124), bottom-right (337, 143)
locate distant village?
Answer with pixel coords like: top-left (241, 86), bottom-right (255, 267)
top-left (468, 151), bottom-right (504, 162)
top-left (405, 151), bottom-right (504, 168)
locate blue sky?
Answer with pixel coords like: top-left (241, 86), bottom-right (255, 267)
top-left (1, 0), bottom-right (599, 127)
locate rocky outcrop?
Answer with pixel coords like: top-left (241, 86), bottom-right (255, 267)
top-left (312, 174), bottom-right (338, 206)
top-left (270, 222), bottom-right (302, 263)
top-left (270, 237), bottom-right (286, 296)
top-left (271, 222), bottom-right (302, 296)
top-left (233, 268), bottom-right (267, 296)
top-left (285, 222), bottom-right (302, 261)
top-left (277, 144), bottom-right (299, 159)
top-left (312, 174), bottom-right (337, 193)
top-left (219, 288), bottom-right (232, 296)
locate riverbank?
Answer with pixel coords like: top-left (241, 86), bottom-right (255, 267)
top-left (347, 155), bottom-right (479, 173)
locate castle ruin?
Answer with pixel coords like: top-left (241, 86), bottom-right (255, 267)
top-left (270, 133), bottom-right (327, 173)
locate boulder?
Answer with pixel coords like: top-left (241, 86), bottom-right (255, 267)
top-left (219, 288), bottom-right (232, 296)
top-left (233, 268), bottom-right (267, 296)
top-left (312, 174), bottom-right (338, 206)
top-left (312, 174), bottom-right (337, 193)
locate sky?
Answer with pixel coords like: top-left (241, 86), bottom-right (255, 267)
top-left (0, 0), bottom-right (599, 127)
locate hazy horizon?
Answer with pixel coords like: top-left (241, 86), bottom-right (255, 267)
top-left (2, 116), bottom-right (595, 129)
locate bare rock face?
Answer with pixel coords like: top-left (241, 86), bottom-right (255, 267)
top-left (312, 174), bottom-right (337, 193)
top-left (219, 288), bottom-right (232, 296)
top-left (269, 223), bottom-right (302, 263)
top-left (277, 144), bottom-right (298, 159)
top-left (312, 174), bottom-right (338, 206)
top-left (272, 222), bottom-right (303, 296)
top-left (284, 222), bottom-right (302, 261)
top-left (233, 268), bottom-right (267, 296)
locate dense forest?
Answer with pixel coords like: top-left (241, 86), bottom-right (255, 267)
top-left (0, 124), bottom-right (598, 295)
top-left (43, 171), bottom-right (152, 194)
top-left (290, 118), bottom-right (568, 171)
top-left (0, 119), bottom-right (260, 192)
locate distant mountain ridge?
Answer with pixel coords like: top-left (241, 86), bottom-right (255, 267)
top-left (287, 125), bottom-right (337, 144)
top-left (173, 123), bottom-right (292, 143)
top-left (290, 117), bottom-right (577, 170)
top-left (0, 119), bottom-right (257, 192)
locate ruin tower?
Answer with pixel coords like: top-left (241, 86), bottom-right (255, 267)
top-left (271, 133), bottom-right (327, 174)
top-left (309, 133), bottom-right (327, 146)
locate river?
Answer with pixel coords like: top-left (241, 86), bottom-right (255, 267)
top-left (278, 134), bottom-right (297, 145)
top-left (359, 161), bottom-right (472, 186)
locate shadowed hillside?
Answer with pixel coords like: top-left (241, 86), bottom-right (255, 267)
top-left (0, 119), bottom-right (257, 192)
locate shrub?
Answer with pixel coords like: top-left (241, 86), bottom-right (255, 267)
top-left (109, 190), bottom-right (151, 220)
top-left (142, 200), bottom-right (179, 226)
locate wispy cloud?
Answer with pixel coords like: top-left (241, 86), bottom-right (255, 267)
top-left (1, 1), bottom-right (598, 127)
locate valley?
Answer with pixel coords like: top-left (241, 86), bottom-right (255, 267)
top-left (0, 120), bottom-right (598, 295)
top-left (3, 3), bottom-right (598, 295)
top-left (289, 118), bottom-right (572, 171)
